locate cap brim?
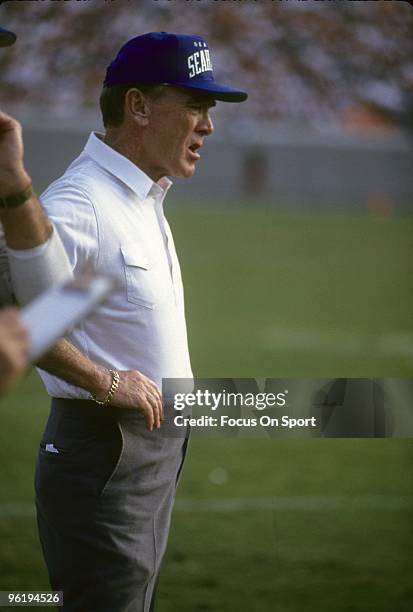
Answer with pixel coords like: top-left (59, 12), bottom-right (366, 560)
top-left (171, 79), bottom-right (247, 103)
top-left (0, 27), bottom-right (16, 47)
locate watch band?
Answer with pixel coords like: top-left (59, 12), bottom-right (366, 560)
top-left (0, 183), bottom-right (34, 209)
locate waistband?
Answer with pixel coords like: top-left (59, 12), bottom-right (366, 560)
top-left (50, 396), bottom-right (174, 420)
top-left (50, 397), bottom-right (119, 425)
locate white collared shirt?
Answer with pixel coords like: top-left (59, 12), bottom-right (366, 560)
top-left (38, 132), bottom-right (192, 398)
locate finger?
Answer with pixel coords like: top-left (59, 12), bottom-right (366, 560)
top-left (137, 395), bottom-right (155, 431)
top-left (147, 384), bottom-right (162, 410)
top-left (142, 404), bottom-right (154, 432)
top-left (155, 396), bottom-right (163, 427)
top-left (145, 388), bottom-right (164, 425)
top-left (137, 375), bottom-right (162, 414)
top-left (143, 375), bottom-right (162, 402)
top-left (0, 112), bottom-right (18, 137)
top-left (147, 392), bottom-right (161, 429)
top-left (0, 110), bottom-right (13, 127)
top-left (0, 110), bottom-right (13, 121)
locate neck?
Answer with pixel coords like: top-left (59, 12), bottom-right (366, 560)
top-left (103, 129), bottom-right (162, 183)
top-left (103, 130), bottom-right (136, 166)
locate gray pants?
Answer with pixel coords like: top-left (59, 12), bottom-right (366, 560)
top-left (35, 398), bottom-right (189, 612)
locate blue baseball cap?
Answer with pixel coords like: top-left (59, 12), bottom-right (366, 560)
top-left (104, 32), bottom-right (247, 103)
top-left (0, 26), bottom-right (16, 47)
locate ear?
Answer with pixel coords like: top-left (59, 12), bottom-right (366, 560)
top-left (124, 88), bottom-right (151, 127)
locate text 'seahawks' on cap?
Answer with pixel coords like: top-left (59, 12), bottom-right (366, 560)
top-left (104, 32), bottom-right (247, 103)
top-left (0, 26), bottom-right (16, 47)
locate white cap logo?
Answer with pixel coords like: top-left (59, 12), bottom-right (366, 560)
top-left (188, 47), bottom-right (213, 79)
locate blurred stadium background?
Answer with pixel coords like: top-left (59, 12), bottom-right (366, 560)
top-left (0, 1), bottom-right (412, 611)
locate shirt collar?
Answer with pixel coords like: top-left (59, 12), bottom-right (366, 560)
top-left (84, 132), bottom-right (172, 201)
top-left (148, 176), bottom-right (172, 203)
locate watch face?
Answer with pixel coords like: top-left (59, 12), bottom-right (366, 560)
top-left (0, 26), bottom-right (16, 47)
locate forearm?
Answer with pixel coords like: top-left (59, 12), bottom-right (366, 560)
top-left (0, 191), bottom-right (53, 249)
top-left (0, 112), bottom-right (74, 306)
top-left (36, 339), bottom-right (163, 430)
top-left (36, 338), bottom-right (112, 399)
top-left (0, 111), bottom-right (53, 249)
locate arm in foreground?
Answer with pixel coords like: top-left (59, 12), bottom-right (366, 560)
top-left (0, 110), bottom-right (72, 304)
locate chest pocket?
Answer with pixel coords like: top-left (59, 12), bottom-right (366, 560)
top-left (121, 244), bottom-right (166, 310)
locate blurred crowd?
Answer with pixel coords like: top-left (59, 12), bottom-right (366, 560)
top-left (0, 0), bottom-right (412, 132)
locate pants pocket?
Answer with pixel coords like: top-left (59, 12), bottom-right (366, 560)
top-left (39, 410), bottom-right (99, 455)
top-left (98, 421), bottom-right (125, 498)
top-left (36, 416), bottom-right (123, 504)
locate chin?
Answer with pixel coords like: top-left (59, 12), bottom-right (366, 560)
top-left (181, 164), bottom-right (196, 178)
top-left (171, 159), bottom-right (197, 179)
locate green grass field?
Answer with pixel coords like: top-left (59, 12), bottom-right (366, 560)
top-left (0, 206), bottom-right (412, 611)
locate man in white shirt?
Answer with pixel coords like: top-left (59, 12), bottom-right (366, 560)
top-left (35, 32), bottom-right (247, 611)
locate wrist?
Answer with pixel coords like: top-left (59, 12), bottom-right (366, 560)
top-left (0, 182), bottom-right (34, 210)
top-left (90, 369), bottom-right (120, 406)
top-left (88, 366), bottom-right (112, 399)
top-left (0, 170), bottom-right (31, 199)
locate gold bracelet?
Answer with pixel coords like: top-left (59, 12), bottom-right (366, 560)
top-left (91, 369), bottom-right (120, 406)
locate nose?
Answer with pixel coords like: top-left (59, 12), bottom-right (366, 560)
top-left (197, 110), bottom-right (214, 137)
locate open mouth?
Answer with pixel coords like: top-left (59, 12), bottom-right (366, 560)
top-left (188, 143), bottom-right (201, 159)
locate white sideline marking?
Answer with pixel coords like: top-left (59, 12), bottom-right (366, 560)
top-left (175, 495), bottom-right (413, 512)
top-left (0, 496), bottom-right (412, 518)
top-left (260, 327), bottom-right (413, 359)
top-left (0, 503), bottom-right (35, 517)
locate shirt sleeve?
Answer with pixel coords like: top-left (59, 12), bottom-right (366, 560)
top-left (40, 177), bottom-right (100, 273)
top-left (7, 225), bottom-right (73, 306)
